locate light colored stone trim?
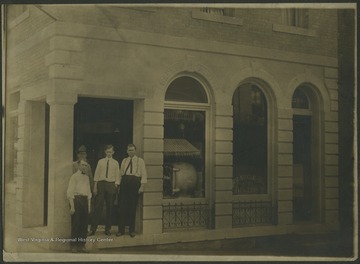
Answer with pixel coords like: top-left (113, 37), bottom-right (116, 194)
top-left (143, 205), bottom-right (162, 220)
top-left (192, 10), bottom-right (244, 26)
top-left (215, 153), bottom-right (232, 166)
top-left (278, 177), bottom-right (292, 189)
top-left (278, 142), bottom-right (293, 154)
top-left (215, 215), bottom-right (232, 229)
top-left (324, 67), bottom-right (338, 79)
top-left (277, 212), bottom-right (292, 225)
top-left (278, 201), bottom-right (292, 213)
top-left (87, 223), bottom-right (336, 250)
top-left (215, 203), bottom-right (232, 215)
top-left (9, 7), bottom-right (30, 29)
top-left (278, 165), bottom-right (292, 177)
top-left (214, 166), bottom-right (233, 179)
top-left (215, 178), bottom-right (233, 191)
top-left (272, 23), bottom-right (317, 37)
top-left (215, 128), bottom-right (232, 141)
top-left (146, 165), bottom-right (163, 179)
top-left (325, 199), bottom-right (339, 210)
top-left (325, 166), bottom-right (338, 176)
top-left (278, 189), bottom-right (292, 201)
top-left (215, 141), bottom-right (232, 154)
top-left (278, 154), bottom-right (292, 165)
top-left (325, 176), bottom-right (339, 188)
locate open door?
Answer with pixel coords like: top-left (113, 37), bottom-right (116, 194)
top-left (74, 97), bottom-right (133, 226)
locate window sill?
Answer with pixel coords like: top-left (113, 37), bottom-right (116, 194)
top-left (192, 10), bottom-right (243, 26)
top-left (272, 23), bottom-right (317, 37)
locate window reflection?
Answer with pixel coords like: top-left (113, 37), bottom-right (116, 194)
top-left (163, 109), bottom-right (205, 198)
top-left (233, 84), bottom-right (268, 194)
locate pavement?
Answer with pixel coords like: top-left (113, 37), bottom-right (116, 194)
top-left (98, 230), bottom-right (355, 258)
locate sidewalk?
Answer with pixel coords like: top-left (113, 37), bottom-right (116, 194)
top-left (98, 231), bottom-right (355, 258)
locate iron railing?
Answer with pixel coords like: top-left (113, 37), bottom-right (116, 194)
top-left (232, 200), bottom-right (277, 227)
top-left (163, 202), bottom-right (210, 231)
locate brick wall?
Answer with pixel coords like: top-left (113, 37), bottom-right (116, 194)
top-left (35, 5), bottom-right (338, 58)
top-left (6, 5), bottom-right (54, 91)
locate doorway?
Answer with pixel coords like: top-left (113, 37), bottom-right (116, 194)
top-left (74, 97), bottom-right (133, 226)
top-left (293, 115), bottom-right (312, 221)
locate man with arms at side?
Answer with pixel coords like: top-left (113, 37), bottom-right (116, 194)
top-left (89, 145), bottom-right (120, 236)
top-left (117, 143), bottom-right (147, 238)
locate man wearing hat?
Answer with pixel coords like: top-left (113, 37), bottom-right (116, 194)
top-left (73, 145), bottom-right (94, 192)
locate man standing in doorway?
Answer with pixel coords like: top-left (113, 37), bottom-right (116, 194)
top-left (73, 145), bottom-right (93, 192)
top-left (67, 160), bottom-right (92, 253)
top-left (117, 144), bottom-right (147, 237)
top-left (89, 145), bottom-right (120, 236)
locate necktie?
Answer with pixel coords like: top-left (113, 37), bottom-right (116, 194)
top-left (105, 159), bottom-right (109, 178)
top-left (129, 158), bottom-right (133, 174)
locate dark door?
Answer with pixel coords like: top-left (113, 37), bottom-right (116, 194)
top-left (293, 115), bottom-right (312, 222)
top-left (74, 97), bottom-right (133, 226)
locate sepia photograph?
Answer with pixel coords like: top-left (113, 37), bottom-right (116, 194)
top-left (1, 2), bottom-right (357, 262)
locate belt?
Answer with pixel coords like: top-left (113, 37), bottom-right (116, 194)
top-left (74, 194), bottom-right (88, 198)
top-left (98, 180), bottom-right (115, 183)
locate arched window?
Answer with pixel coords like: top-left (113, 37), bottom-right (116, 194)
top-left (165, 76), bottom-right (208, 103)
top-left (292, 88), bottom-right (310, 109)
top-left (163, 76), bottom-right (209, 200)
top-left (232, 84), bottom-right (268, 194)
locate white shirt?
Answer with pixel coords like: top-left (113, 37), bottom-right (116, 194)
top-left (94, 157), bottom-right (120, 183)
top-left (67, 170), bottom-right (92, 200)
top-left (119, 155), bottom-right (147, 184)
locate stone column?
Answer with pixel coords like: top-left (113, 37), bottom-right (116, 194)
top-left (214, 103), bottom-right (233, 229)
top-left (277, 108), bottom-right (294, 225)
top-left (141, 98), bottom-right (164, 234)
top-left (46, 92), bottom-right (77, 251)
top-left (324, 67), bottom-right (340, 228)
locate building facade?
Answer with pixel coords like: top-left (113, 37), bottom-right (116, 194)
top-left (4, 5), bottom-right (344, 252)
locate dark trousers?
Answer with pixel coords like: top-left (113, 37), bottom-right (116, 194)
top-left (91, 181), bottom-right (116, 232)
top-left (118, 175), bottom-right (141, 233)
top-left (71, 196), bottom-right (88, 249)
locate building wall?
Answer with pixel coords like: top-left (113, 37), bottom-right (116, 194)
top-left (4, 5), bottom-right (341, 251)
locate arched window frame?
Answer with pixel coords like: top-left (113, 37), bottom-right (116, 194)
top-left (232, 80), bottom-right (276, 201)
top-left (291, 84), bottom-right (324, 222)
top-left (163, 74), bottom-right (213, 204)
top-left (292, 86), bottom-right (312, 116)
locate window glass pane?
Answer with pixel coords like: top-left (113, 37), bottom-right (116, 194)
top-left (163, 109), bottom-right (205, 198)
top-left (292, 89), bottom-right (309, 109)
top-left (165, 76), bottom-right (208, 103)
top-left (233, 84), bottom-right (268, 194)
top-left (287, 8), bottom-right (309, 28)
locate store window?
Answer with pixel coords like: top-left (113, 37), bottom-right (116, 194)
top-left (232, 84), bottom-right (268, 195)
top-left (163, 76), bottom-right (208, 199)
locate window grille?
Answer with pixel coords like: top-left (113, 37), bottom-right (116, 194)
top-left (232, 200), bottom-right (277, 227)
top-left (163, 202), bottom-right (210, 231)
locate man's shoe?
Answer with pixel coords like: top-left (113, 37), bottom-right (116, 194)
top-left (116, 232), bottom-right (123, 237)
top-left (88, 231), bottom-right (95, 236)
top-left (129, 232), bottom-right (136, 238)
top-left (105, 230), bottom-right (111, 236)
